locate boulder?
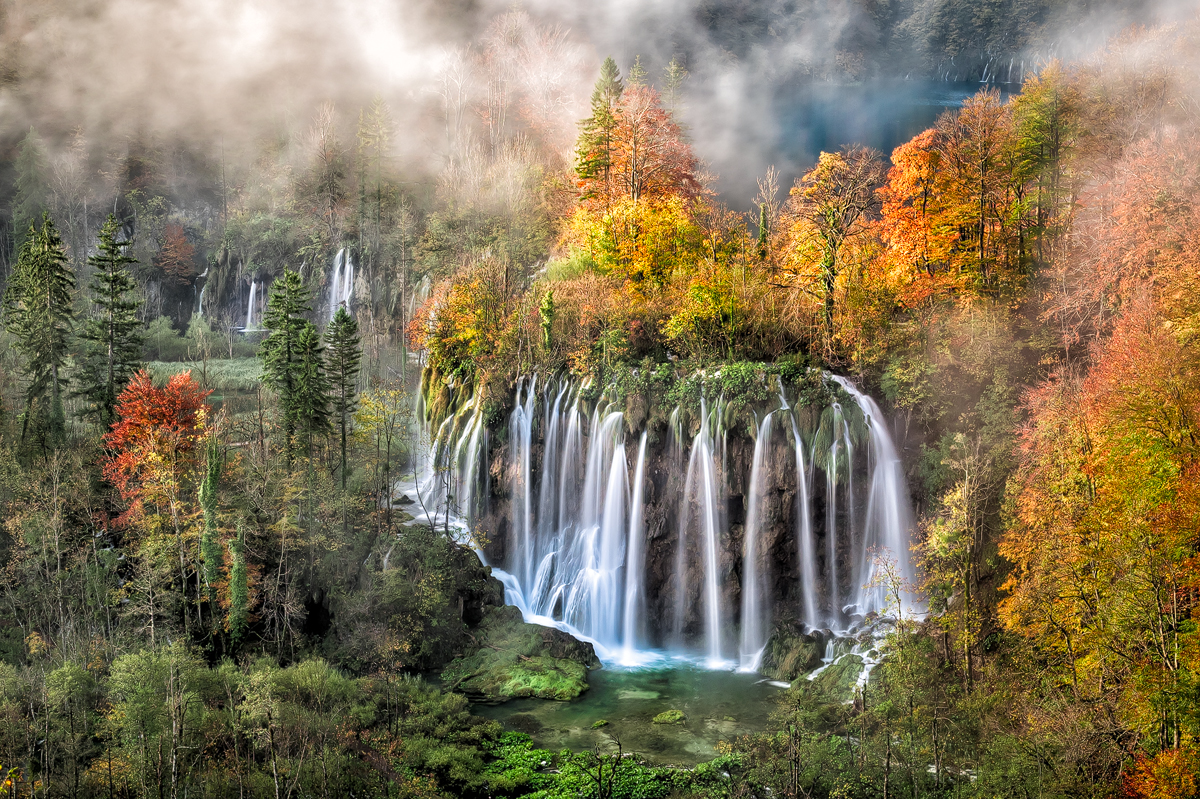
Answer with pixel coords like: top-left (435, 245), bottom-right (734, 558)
top-left (441, 605), bottom-right (600, 704)
top-left (759, 626), bottom-right (825, 682)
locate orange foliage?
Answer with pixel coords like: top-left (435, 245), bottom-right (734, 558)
top-left (156, 223), bottom-right (197, 285)
top-left (1124, 747), bottom-right (1200, 799)
top-left (102, 370), bottom-right (211, 527)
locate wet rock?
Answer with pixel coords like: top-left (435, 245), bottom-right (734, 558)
top-left (652, 709), bottom-right (686, 724)
top-left (441, 605), bottom-right (600, 704)
top-left (759, 625), bottom-right (825, 681)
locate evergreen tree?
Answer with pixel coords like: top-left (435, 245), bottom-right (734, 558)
top-left (627, 55), bottom-right (648, 87)
top-left (12, 128), bottom-right (48, 248)
top-left (294, 322), bottom-right (332, 459)
top-left (76, 214), bottom-right (144, 425)
top-left (663, 56), bottom-right (688, 114)
top-left (4, 213), bottom-right (75, 448)
top-left (326, 306), bottom-right (361, 489)
top-left (259, 269), bottom-right (313, 466)
top-left (575, 57), bottom-right (624, 204)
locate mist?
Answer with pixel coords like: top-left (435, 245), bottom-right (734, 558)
top-left (0, 0), bottom-right (1191, 209)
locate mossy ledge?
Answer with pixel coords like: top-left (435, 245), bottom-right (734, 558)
top-left (441, 604), bottom-right (601, 704)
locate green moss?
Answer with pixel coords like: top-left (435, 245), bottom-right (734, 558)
top-left (441, 605), bottom-right (599, 703)
top-left (809, 654), bottom-right (865, 702)
top-left (652, 709), bottom-right (686, 725)
top-left (591, 719), bottom-right (609, 728)
top-left (759, 628), bottom-right (824, 682)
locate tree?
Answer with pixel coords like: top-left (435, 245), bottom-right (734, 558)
top-left (103, 370), bottom-right (211, 635)
top-left (608, 85), bottom-right (701, 203)
top-left (662, 56), bottom-right (688, 114)
top-left (76, 214), bottom-right (144, 425)
top-left (260, 270), bottom-right (314, 467)
top-left (575, 58), bottom-right (624, 205)
top-left (198, 434), bottom-right (222, 605)
top-left (293, 322), bottom-right (331, 460)
top-left (156, 223), bottom-right (196, 285)
top-left (4, 213), bottom-right (76, 448)
top-left (786, 146), bottom-right (883, 334)
top-left (326, 306), bottom-right (361, 489)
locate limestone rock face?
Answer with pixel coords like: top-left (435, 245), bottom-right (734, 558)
top-left (441, 604), bottom-right (600, 703)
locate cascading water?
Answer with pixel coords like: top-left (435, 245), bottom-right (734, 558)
top-left (737, 412), bottom-right (775, 671)
top-left (328, 248), bottom-right (355, 321)
top-left (244, 280), bottom-right (257, 330)
top-left (407, 370), bottom-right (918, 669)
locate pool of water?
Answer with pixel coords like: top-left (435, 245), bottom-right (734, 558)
top-left (473, 663), bottom-right (788, 766)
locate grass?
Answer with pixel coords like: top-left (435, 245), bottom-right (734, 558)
top-left (146, 358), bottom-right (262, 393)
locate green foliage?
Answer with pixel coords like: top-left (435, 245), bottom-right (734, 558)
top-left (75, 214), bottom-right (144, 425)
top-left (198, 435), bottom-right (222, 600)
top-left (228, 525), bottom-right (249, 643)
top-left (11, 128), bottom-right (48, 245)
top-left (326, 305), bottom-right (361, 488)
top-left (4, 213), bottom-right (75, 448)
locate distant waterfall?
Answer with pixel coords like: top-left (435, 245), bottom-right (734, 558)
top-left (328, 248), bottom-right (355, 321)
top-left (411, 371), bottom-right (919, 669)
top-left (244, 280), bottom-right (257, 330)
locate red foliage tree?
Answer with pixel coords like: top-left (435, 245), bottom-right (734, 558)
top-left (157, 223), bottom-right (197, 286)
top-left (102, 370), bottom-right (211, 527)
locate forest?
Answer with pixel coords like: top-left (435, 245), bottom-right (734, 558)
top-left (0, 0), bottom-right (1195, 797)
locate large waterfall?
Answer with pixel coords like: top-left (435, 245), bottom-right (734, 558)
top-left (411, 371), bottom-right (918, 669)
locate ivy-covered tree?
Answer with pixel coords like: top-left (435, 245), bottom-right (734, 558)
top-left (4, 213), bottom-right (76, 449)
top-left (326, 305), bottom-right (361, 488)
top-left (75, 214), bottom-right (144, 425)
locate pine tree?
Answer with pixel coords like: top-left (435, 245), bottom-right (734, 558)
top-left (294, 322), bottom-right (332, 460)
top-left (76, 214), bottom-right (144, 425)
top-left (575, 57), bottom-right (624, 204)
top-left (663, 56), bottom-right (688, 114)
top-left (259, 269), bottom-right (313, 466)
top-left (4, 213), bottom-right (75, 448)
top-left (326, 306), bottom-right (361, 489)
top-left (627, 55), bottom-right (648, 87)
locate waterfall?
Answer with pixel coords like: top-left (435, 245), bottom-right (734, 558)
top-left (680, 398), bottom-right (727, 666)
top-left (510, 376), bottom-right (538, 591)
top-left (620, 432), bottom-right (649, 664)
top-left (402, 370), bottom-right (919, 670)
top-left (791, 418), bottom-right (819, 631)
top-left (244, 280), bottom-right (257, 330)
top-left (830, 376), bottom-right (919, 619)
top-left (738, 412), bottom-right (774, 671)
top-left (329, 248), bottom-right (354, 321)
top-left (196, 283), bottom-right (206, 318)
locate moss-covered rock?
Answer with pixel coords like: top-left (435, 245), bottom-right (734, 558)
top-left (441, 605), bottom-right (600, 704)
top-left (809, 654), bottom-right (864, 701)
top-left (652, 709), bottom-right (686, 724)
top-left (759, 625), bottom-right (825, 682)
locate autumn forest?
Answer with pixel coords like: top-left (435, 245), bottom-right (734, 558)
top-left (0, 1), bottom-right (1196, 798)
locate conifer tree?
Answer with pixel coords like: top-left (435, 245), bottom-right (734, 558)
top-left (294, 322), bottom-right (332, 460)
top-left (260, 269), bottom-right (313, 466)
top-left (4, 213), bottom-right (75, 448)
top-left (575, 57), bottom-right (624, 204)
top-left (326, 306), bottom-right (361, 489)
top-left (76, 214), bottom-right (144, 425)
top-left (663, 56), bottom-right (688, 114)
